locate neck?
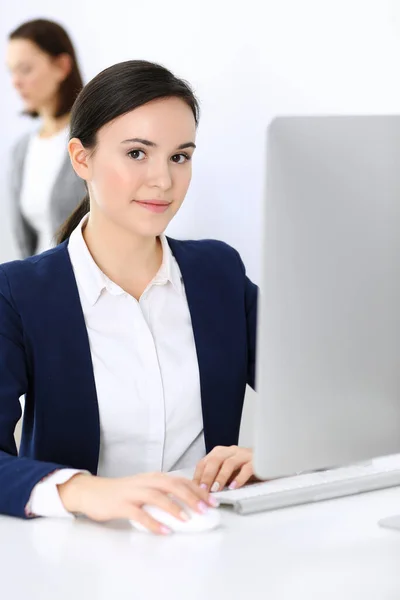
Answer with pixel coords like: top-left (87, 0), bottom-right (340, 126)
top-left (82, 212), bottom-right (163, 299)
top-left (39, 109), bottom-right (70, 138)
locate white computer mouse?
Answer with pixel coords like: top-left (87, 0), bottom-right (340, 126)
top-left (130, 504), bottom-right (221, 534)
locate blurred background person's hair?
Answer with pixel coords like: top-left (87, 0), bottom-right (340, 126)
top-left (6, 18), bottom-right (86, 257)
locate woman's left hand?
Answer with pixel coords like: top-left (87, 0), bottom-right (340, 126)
top-left (193, 446), bottom-right (254, 493)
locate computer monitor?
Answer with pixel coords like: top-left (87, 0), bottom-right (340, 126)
top-left (254, 115), bottom-right (400, 480)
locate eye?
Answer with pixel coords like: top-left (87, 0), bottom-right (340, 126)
top-left (17, 64), bottom-right (33, 76)
top-left (171, 153), bottom-right (191, 164)
top-left (128, 149), bottom-right (146, 161)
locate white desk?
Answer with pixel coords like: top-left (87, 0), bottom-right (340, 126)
top-left (2, 487), bottom-right (400, 600)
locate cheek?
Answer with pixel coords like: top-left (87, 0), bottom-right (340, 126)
top-left (168, 168), bottom-right (192, 217)
top-left (25, 72), bottom-right (40, 91)
top-left (92, 158), bottom-right (140, 202)
top-left (102, 165), bottom-right (125, 188)
top-left (30, 70), bottom-right (54, 94)
top-left (174, 166), bottom-right (192, 198)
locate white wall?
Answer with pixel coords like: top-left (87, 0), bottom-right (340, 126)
top-left (2, 0), bottom-right (400, 282)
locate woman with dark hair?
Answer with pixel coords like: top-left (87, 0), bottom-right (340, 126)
top-left (6, 18), bottom-right (86, 257)
top-left (0, 60), bottom-right (257, 534)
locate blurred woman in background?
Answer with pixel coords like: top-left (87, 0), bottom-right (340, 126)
top-left (6, 18), bottom-right (86, 257)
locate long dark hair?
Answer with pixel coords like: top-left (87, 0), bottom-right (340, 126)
top-left (9, 18), bottom-right (83, 118)
top-left (56, 60), bottom-right (199, 244)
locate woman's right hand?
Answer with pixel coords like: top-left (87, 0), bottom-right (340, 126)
top-left (58, 472), bottom-right (217, 534)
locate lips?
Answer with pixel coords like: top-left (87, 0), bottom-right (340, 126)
top-left (136, 199), bottom-right (170, 205)
top-left (134, 200), bottom-right (171, 214)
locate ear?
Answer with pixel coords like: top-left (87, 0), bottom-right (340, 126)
top-left (54, 53), bottom-right (72, 82)
top-left (68, 138), bottom-right (92, 181)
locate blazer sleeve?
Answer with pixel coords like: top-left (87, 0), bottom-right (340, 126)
top-left (0, 266), bottom-right (66, 518)
top-left (245, 275), bottom-right (258, 390)
top-left (230, 247), bottom-right (258, 390)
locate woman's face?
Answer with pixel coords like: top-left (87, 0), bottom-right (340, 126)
top-left (72, 97), bottom-right (197, 239)
top-left (6, 39), bottom-right (67, 113)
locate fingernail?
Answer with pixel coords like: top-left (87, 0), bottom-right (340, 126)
top-left (229, 481), bottom-right (238, 490)
top-left (180, 511), bottom-right (190, 522)
top-left (211, 482), bottom-right (220, 493)
top-left (197, 501), bottom-right (209, 514)
top-left (160, 526), bottom-right (172, 535)
top-left (209, 496), bottom-right (219, 507)
top-left (200, 483), bottom-right (208, 490)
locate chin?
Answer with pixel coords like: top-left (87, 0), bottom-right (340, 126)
top-left (141, 225), bottom-right (169, 239)
top-left (130, 213), bottom-right (173, 238)
top-left (22, 101), bottom-right (37, 113)
top-left (121, 221), bottom-right (168, 240)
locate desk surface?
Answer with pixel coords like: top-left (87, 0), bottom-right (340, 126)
top-left (2, 487), bottom-right (400, 600)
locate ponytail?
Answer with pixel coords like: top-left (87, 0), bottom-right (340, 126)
top-left (56, 194), bottom-right (90, 244)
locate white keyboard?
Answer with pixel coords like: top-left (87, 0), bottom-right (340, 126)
top-left (212, 457), bottom-right (400, 514)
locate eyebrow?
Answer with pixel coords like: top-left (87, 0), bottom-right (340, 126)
top-left (121, 137), bottom-right (196, 150)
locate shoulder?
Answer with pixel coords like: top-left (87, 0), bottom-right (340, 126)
top-left (0, 243), bottom-right (70, 305)
top-left (167, 238), bottom-right (245, 274)
top-left (10, 132), bottom-right (32, 160)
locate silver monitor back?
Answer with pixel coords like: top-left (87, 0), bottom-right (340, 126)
top-left (254, 115), bottom-right (400, 480)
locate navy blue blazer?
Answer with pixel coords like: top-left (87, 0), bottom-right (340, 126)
top-left (0, 238), bottom-right (258, 518)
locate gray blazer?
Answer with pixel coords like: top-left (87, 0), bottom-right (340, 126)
top-left (9, 133), bottom-right (87, 257)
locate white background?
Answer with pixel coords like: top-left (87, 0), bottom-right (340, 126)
top-left (1, 0), bottom-right (400, 283)
top-left (2, 0), bottom-right (400, 445)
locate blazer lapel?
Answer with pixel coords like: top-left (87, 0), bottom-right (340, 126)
top-left (167, 238), bottom-right (239, 452)
top-left (34, 243), bottom-right (100, 473)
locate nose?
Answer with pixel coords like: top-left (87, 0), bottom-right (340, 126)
top-left (146, 157), bottom-right (173, 192)
top-left (12, 75), bottom-right (23, 91)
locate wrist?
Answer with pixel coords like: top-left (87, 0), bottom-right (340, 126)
top-left (57, 473), bottom-right (93, 514)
